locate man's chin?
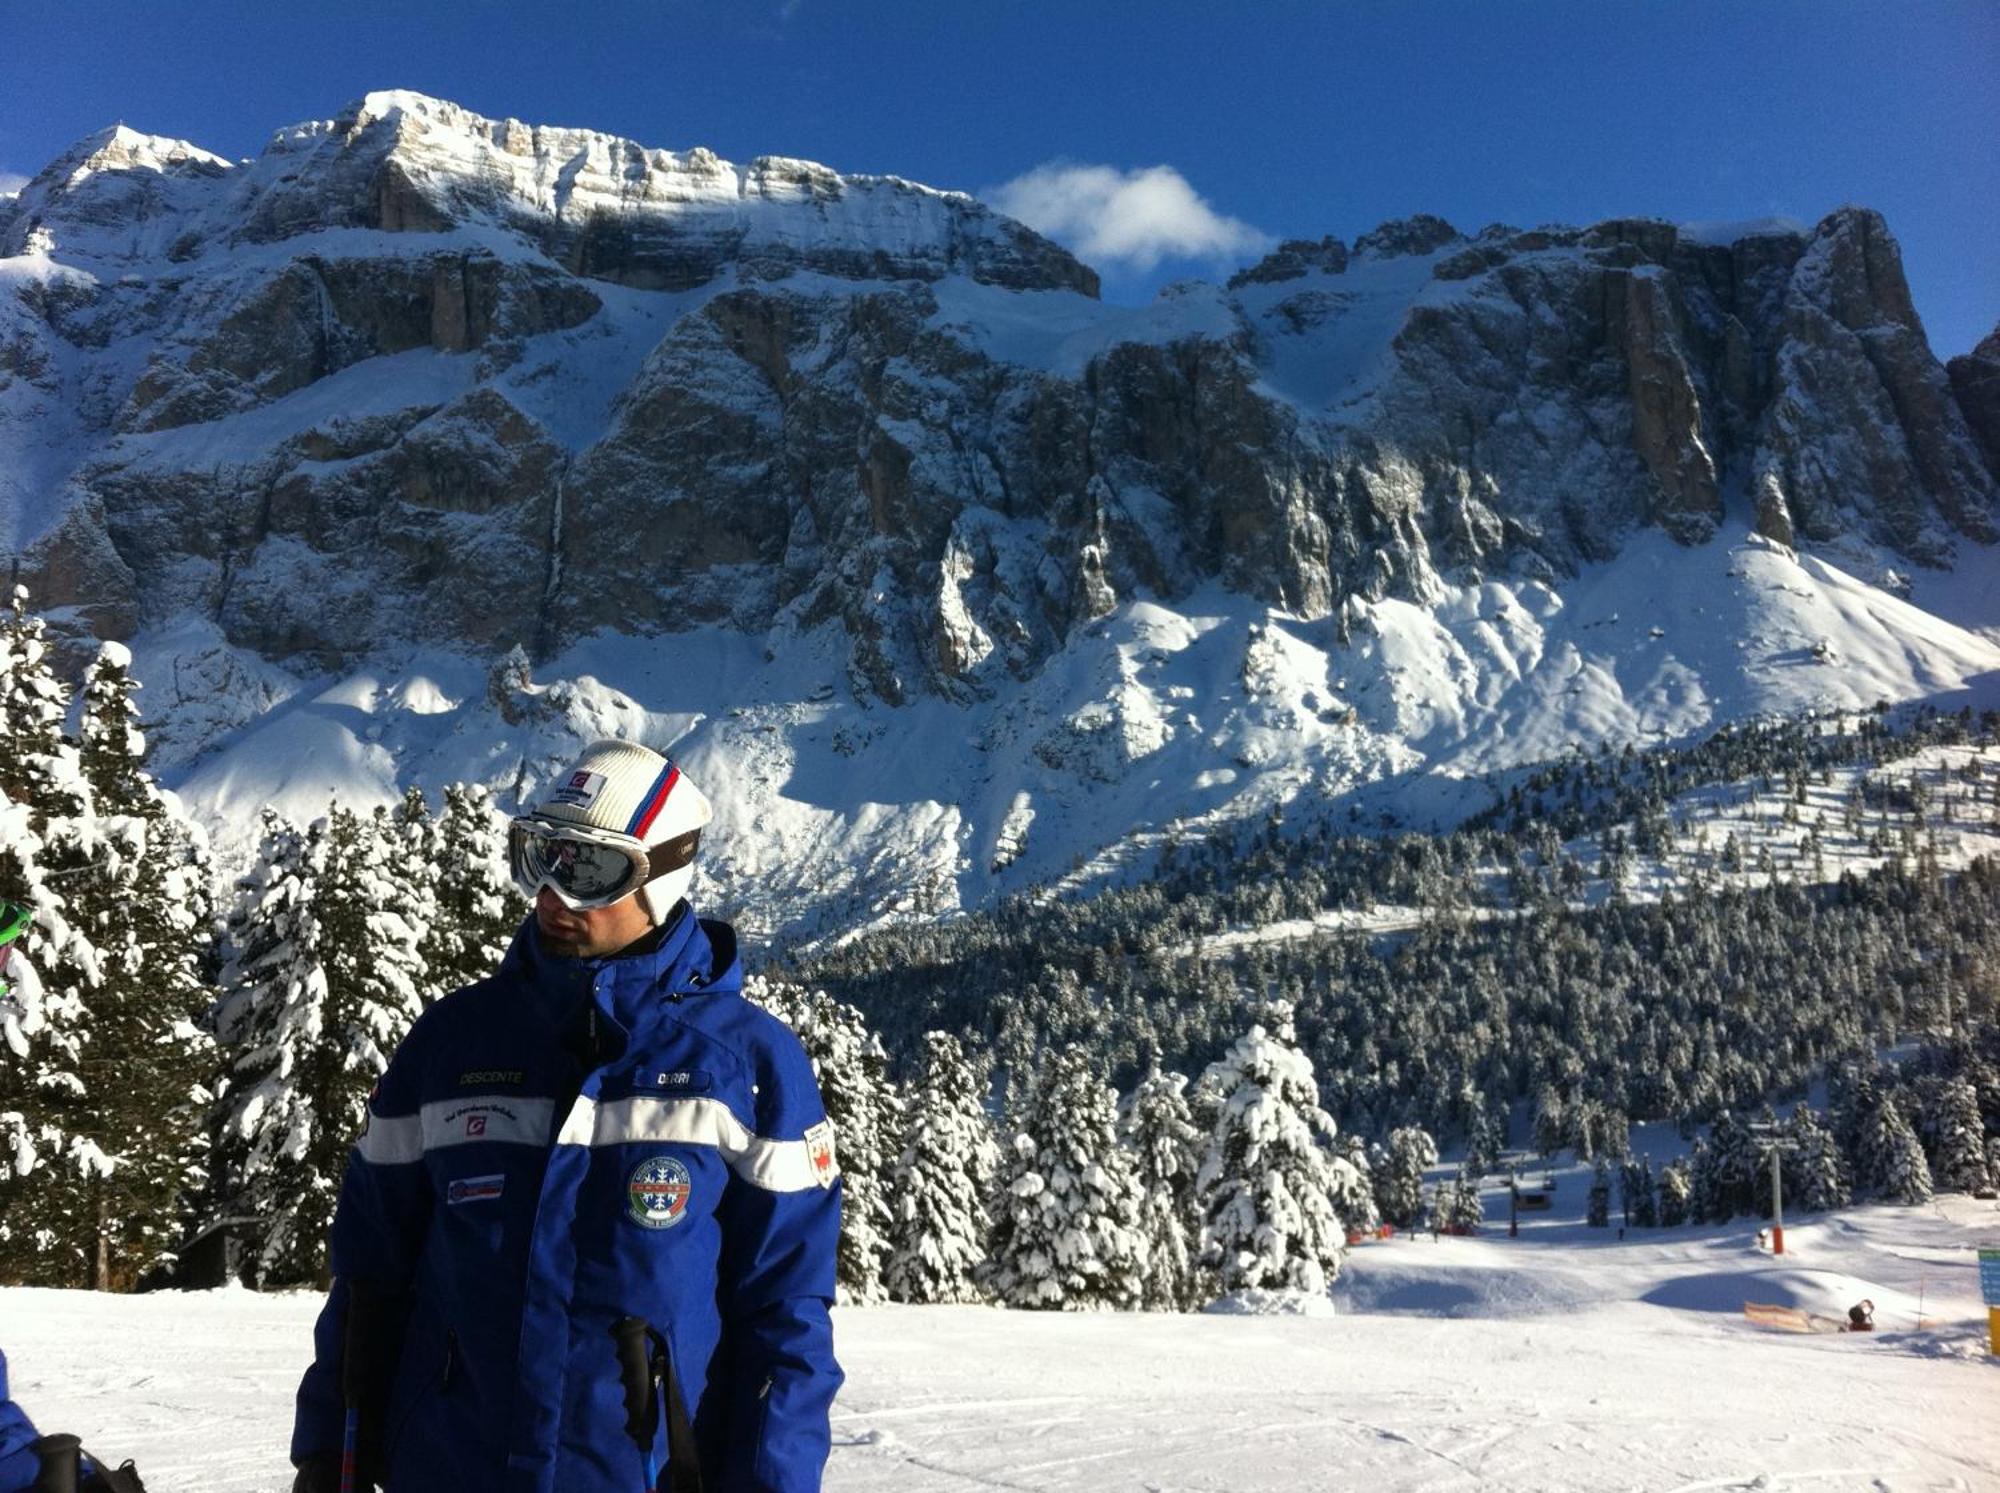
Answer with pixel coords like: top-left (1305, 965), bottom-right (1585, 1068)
top-left (537, 918), bottom-right (589, 957)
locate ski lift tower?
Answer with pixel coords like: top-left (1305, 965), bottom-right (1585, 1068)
top-left (1748, 1121), bottom-right (1801, 1255)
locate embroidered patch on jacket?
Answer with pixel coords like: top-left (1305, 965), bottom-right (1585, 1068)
top-left (456, 1068), bottom-right (526, 1088)
top-left (447, 1174), bottom-right (505, 1205)
top-left (804, 1120), bottom-right (838, 1188)
top-left (549, 770), bottom-right (608, 809)
top-left (627, 1156), bottom-right (693, 1230)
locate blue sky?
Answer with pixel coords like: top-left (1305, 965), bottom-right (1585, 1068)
top-left (3, 0), bottom-right (1994, 354)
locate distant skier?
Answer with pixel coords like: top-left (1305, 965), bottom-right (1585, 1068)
top-left (288, 742), bottom-right (842, 1491)
top-left (0, 1346), bottom-right (148, 1492)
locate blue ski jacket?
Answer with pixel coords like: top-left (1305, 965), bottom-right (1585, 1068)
top-left (0, 1349), bottom-right (40, 1493)
top-left (291, 909), bottom-right (843, 1491)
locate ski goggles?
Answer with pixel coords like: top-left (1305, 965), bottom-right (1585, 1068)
top-left (507, 817), bottom-right (701, 910)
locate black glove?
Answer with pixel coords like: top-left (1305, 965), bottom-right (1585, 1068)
top-left (291, 1456), bottom-right (349, 1493)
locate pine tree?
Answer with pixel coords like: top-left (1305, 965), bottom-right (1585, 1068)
top-left (0, 587), bottom-right (80, 818)
top-left (884, 1032), bottom-right (997, 1305)
top-left (423, 783), bottom-right (521, 995)
top-left (982, 1046), bottom-right (1146, 1310)
top-left (1657, 1156), bottom-right (1692, 1227)
top-left (1193, 1008), bottom-right (1348, 1296)
top-left (1692, 1112), bottom-right (1761, 1221)
top-left (1532, 1084), bottom-right (1566, 1158)
top-left (753, 981), bottom-right (899, 1302)
top-left (1331, 1132), bottom-right (1380, 1238)
top-left (1119, 1066), bottom-right (1204, 1310)
top-left (1444, 1169), bottom-right (1484, 1232)
top-left (210, 805), bottom-right (429, 1285)
top-left (1620, 1156), bottom-right (1658, 1228)
top-left (1926, 1077), bottom-right (1990, 1195)
top-left (0, 601), bottom-right (109, 1284)
top-left (1783, 1105), bottom-right (1850, 1213)
top-left (388, 789), bottom-right (443, 1000)
top-left (16, 642), bottom-right (219, 1288)
top-left (1374, 1126), bottom-right (1437, 1230)
top-left (1857, 1093), bottom-right (1933, 1205)
top-left (1586, 1160), bottom-right (1611, 1228)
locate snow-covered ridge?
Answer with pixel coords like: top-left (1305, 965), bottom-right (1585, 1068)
top-left (1, 89), bottom-right (1097, 297)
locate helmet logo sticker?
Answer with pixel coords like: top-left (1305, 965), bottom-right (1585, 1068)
top-left (550, 770), bottom-right (608, 810)
top-left (627, 1155), bottom-right (693, 1230)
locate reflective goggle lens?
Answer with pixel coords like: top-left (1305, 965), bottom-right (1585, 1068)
top-left (508, 824), bottom-right (645, 905)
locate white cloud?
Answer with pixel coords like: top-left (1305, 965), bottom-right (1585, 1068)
top-left (986, 161), bottom-right (1271, 274)
top-left (0, 170), bottom-right (29, 198)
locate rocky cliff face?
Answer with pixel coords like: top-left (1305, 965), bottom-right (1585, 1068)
top-left (2, 94), bottom-right (1994, 706)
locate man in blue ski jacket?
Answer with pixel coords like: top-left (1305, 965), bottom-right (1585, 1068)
top-left (290, 740), bottom-right (843, 1492)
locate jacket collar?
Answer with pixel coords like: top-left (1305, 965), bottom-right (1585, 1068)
top-left (502, 905), bottom-right (741, 1040)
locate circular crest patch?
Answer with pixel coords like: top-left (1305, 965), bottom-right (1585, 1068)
top-left (627, 1155), bottom-right (693, 1231)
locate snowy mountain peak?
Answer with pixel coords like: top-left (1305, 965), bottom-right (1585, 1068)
top-left (1350, 214), bottom-right (1463, 262)
top-left (214, 90), bottom-right (1099, 297)
top-left (38, 123), bottom-right (233, 185)
top-left (0, 125), bottom-right (235, 260)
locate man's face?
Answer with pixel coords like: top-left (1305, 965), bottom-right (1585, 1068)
top-left (535, 884), bottom-right (653, 959)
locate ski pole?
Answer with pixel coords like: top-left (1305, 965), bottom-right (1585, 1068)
top-left (613, 1316), bottom-right (660, 1493)
top-left (341, 1281), bottom-right (375, 1493)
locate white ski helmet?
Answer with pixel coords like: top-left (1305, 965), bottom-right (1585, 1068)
top-left (511, 739), bottom-right (713, 925)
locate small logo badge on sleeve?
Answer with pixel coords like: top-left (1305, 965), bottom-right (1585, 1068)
top-left (804, 1121), bottom-right (838, 1188)
top-left (627, 1156), bottom-right (693, 1230)
top-left (447, 1174), bottom-right (505, 1205)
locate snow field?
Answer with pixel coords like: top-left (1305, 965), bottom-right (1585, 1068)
top-left (5, 1187), bottom-right (1994, 1492)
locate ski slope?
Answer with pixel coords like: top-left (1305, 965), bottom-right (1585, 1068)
top-left (5, 1187), bottom-right (1994, 1492)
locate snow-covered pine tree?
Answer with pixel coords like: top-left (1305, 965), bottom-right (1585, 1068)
top-left (1445, 1169), bottom-right (1484, 1232)
top-left (1118, 1066), bottom-right (1204, 1310)
top-left (387, 789), bottom-right (443, 1001)
top-left (1568, 1097), bottom-right (1602, 1164)
top-left (751, 980), bottom-right (898, 1302)
top-left (1619, 1156), bottom-right (1658, 1228)
top-left (0, 600), bottom-right (109, 1284)
top-left (1692, 1112), bottom-right (1761, 1221)
top-left (981, 1045), bottom-right (1146, 1310)
top-left (1532, 1084), bottom-right (1566, 1158)
top-left (1332, 1132), bottom-right (1380, 1238)
top-left (1657, 1156), bottom-right (1692, 1226)
top-left (0, 587), bottom-right (80, 818)
top-left (1374, 1126), bottom-right (1437, 1230)
top-left (1782, 1105), bottom-right (1850, 1213)
top-left (0, 796), bottom-right (89, 1277)
top-left (19, 642), bottom-right (219, 1288)
top-left (210, 804), bottom-right (429, 1285)
top-left (424, 782), bottom-right (522, 994)
top-left (1466, 1104), bottom-right (1506, 1178)
top-left (209, 812), bottom-right (330, 1285)
top-left (1586, 1160), bottom-right (1611, 1227)
top-left (1856, 1093), bottom-right (1933, 1205)
top-left (339, 804), bottom-right (431, 1079)
top-left (1193, 1006), bottom-right (1348, 1297)
top-left (884, 1031), bottom-right (997, 1305)
top-left (1925, 1077), bottom-right (1990, 1195)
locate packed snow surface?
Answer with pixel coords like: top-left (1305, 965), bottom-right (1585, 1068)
top-left (6, 1182), bottom-right (1994, 1491)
